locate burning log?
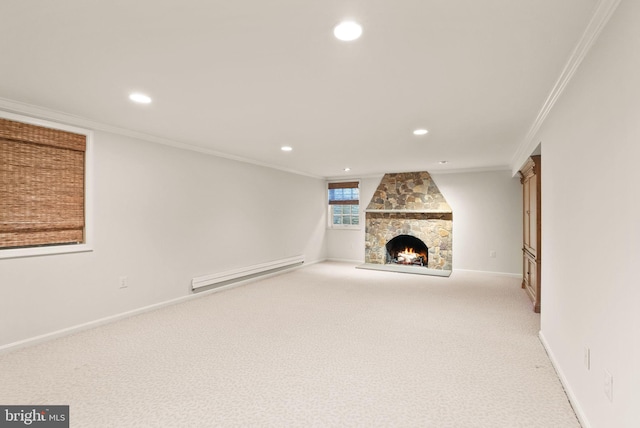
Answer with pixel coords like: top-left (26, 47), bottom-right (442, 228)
top-left (396, 247), bottom-right (424, 265)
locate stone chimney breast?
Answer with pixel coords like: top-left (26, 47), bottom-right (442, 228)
top-left (366, 172), bottom-right (452, 213)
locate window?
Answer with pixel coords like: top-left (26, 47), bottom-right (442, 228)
top-left (0, 112), bottom-right (92, 258)
top-left (328, 181), bottom-right (360, 228)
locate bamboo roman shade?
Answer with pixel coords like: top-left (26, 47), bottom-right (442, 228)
top-left (328, 181), bottom-right (359, 205)
top-left (0, 118), bottom-right (86, 249)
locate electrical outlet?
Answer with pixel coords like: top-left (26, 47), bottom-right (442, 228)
top-left (119, 276), bottom-right (128, 289)
top-left (604, 369), bottom-right (613, 402)
top-left (489, 250), bottom-right (497, 258)
top-left (584, 347), bottom-right (590, 370)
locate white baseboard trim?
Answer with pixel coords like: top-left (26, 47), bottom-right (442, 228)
top-left (453, 268), bottom-right (521, 278)
top-left (301, 258), bottom-right (326, 266)
top-left (0, 261), bottom-right (312, 355)
top-left (325, 258), bottom-right (364, 264)
top-left (539, 331), bottom-right (591, 428)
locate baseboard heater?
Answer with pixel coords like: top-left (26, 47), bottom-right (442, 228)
top-left (191, 255), bottom-right (304, 292)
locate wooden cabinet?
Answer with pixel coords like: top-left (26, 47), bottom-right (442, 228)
top-left (520, 156), bottom-right (541, 313)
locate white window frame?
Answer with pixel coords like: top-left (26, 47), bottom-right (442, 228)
top-left (327, 180), bottom-right (361, 230)
top-left (0, 110), bottom-right (93, 259)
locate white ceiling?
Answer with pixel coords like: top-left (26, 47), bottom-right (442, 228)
top-left (0, 0), bottom-right (600, 178)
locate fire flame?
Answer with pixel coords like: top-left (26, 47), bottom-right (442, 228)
top-left (397, 247), bottom-right (419, 263)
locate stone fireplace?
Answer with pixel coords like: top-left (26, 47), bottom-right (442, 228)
top-left (361, 171), bottom-right (453, 276)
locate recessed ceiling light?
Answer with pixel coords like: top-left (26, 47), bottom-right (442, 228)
top-left (343, 167), bottom-right (351, 172)
top-left (281, 146), bottom-right (293, 152)
top-left (439, 160), bottom-right (448, 164)
top-left (334, 21), bottom-right (362, 41)
top-left (413, 129), bottom-right (429, 136)
top-left (129, 93), bottom-right (152, 104)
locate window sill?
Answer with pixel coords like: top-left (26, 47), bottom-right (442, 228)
top-left (0, 244), bottom-right (93, 260)
top-left (327, 226), bottom-right (362, 231)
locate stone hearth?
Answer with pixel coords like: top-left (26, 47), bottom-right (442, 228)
top-left (362, 171), bottom-right (453, 276)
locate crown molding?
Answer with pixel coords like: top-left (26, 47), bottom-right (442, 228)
top-left (0, 97), bottom-right (323, 180)
top-left (326, 165), bottom-right (511, 181)
top-left (428, 165), bottom-right (511, 175)
top-left (510, 0), bottom-right (622, 176)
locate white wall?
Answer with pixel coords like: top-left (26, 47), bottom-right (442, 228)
top-left (326, 170), bottom-right (522, 275)
top-left (0, 130), bottom-right (328, 347)
top-left (433, 170), bottom-right (521, 274)
top-left (533, 1), bottom-right (640, 426)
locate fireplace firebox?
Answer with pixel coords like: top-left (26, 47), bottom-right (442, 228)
top-left (386, 235), bottom-right (428, 266)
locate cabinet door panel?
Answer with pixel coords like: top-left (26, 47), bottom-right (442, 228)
top-left (522, 253), bottom-right (530, 289)
top-left (528, 177), bottom-right (537, 254)
top-left (523, 178), bottom-right (531, 249)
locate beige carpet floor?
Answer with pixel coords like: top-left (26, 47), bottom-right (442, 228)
top-left (0, 262), bottom-right (580, 427)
